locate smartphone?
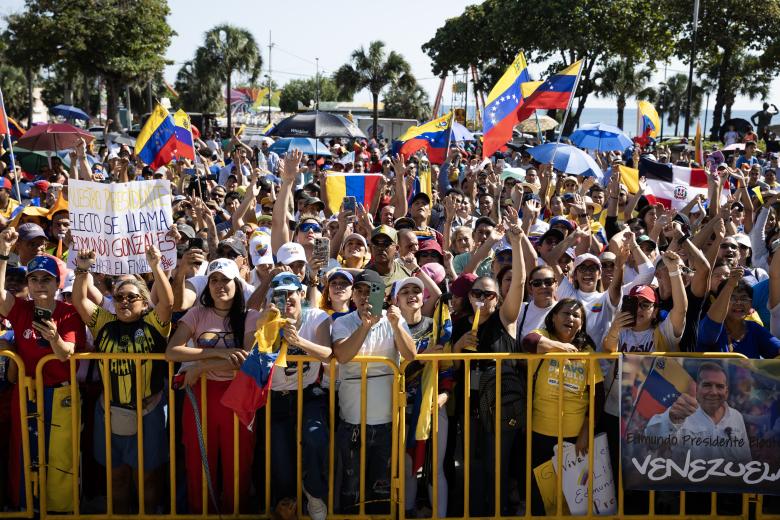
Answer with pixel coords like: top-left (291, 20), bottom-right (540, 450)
top-left (369, 281), bottom-right (386, 317)
top-left (183, 168), bottom-right (197, 176)
top-left (343, 196), bottom-right (357, 219)
top-left (187, 237), bottom-right (205, 251)
top-left (313, 237), bottom-right (330, 264)
top-left (621, 297), bottom-right (637, 327)
top-left (33, 306), bottom-right (53, 325)
top-left (273, 293), bottom-right (288, 319)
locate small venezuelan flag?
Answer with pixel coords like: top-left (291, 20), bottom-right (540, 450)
top-left (135, 103), bottom-right (177, 168)
top-left (398, 112), bottom-right (453, 164)
top-left (323, 173), bottom-right (383, 215)
top-left (173, 109), bottom-right (195, 162)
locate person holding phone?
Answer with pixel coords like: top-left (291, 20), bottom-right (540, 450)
top-left (0, 228), bottom-right (86, 513)
top-left (71, 246), bottom-right (172, 514)
top-left (331, 270), bottom-right (415, 514)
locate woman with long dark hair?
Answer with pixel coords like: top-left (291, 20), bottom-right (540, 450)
top-left (166, 259), bottom-right (258, 513)
top-left (522, 298), bottom-right (604, 515)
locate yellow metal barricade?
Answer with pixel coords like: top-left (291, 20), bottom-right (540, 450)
top-left (24, 350), bottom-right (780, 520)
top-left (0, 351), bottom-right (34, 518)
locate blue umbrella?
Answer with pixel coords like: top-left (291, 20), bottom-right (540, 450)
top-left (451, 122), bottom-right (475, 142)
top-left (570, 122), bottom-right (631, 152)
top-left (51, 104), bottom-right (91, 121)
top-left (268, 137), bottom-right (332, 157)
top-left (527, 143), bottom-right (603, 179)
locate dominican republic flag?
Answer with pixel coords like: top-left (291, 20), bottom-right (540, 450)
top-left (638, 157), bottom-right (725, 210)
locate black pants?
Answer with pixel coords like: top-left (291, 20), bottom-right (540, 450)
top-left (529, 432), bottom-right (577, 516)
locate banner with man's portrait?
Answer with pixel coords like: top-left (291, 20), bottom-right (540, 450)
top-left (620, 355), bottom-right (780, 494)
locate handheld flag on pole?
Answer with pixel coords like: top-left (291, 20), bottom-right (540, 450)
top-left (0, 87), bottom-right (22, 202)
top-left (482, 52), bottom-right (530, 158)
top-left (636, 101), bottom-right (661, 146)
top-left (639, 157), bottom-right (728, 210)
top-left (173, 109), bottom-right (196, 162)
top-left (398, 112), bottom-right (453, 164)
top-left (516, 60), bottom-right (583, 124)
top-left (135, 103), bottom-right (177, 168)
top-left (323, 173), bottom-right (383, 215)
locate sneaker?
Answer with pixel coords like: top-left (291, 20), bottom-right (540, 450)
top-left (303, 487), bottom-right (327, 520)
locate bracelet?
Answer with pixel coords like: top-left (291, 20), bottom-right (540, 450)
top-left (668, 270), bottom-right (681, 277)
top-left (0, 254), bottom-right (8, 261)
top-left (411, 267), bottom-right (422, 275)
top-left (75, 267), bottom-right (90, 275)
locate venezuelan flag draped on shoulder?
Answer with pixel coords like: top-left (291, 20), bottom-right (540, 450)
top-left (397, 112), bottom-right (453, 164)
top-left (135, 103), bottom-right (177, 168)
top-left (516, 60), bottom-right (583, 123)
top-left (482, 52), bottom-right (530, 158)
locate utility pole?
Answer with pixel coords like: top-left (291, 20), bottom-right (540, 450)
top-left (267, 31), bottom-right (274, 125)
top-left (684, 0), bottom-right (700, 138)
top-left (315, 57), bottom-right (320, 110)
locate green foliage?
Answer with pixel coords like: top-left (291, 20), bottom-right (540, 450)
top-left (594, 59), bottom-right (653, 129)
top-left (639, 73), bottom-right (704, 137)
top-left (279, 76), bottom-right (339, 113)
top-left (383, 83), bottom-right (431, 121)
top-left (334, 40), bottom-right (414, 138)
top-left (175, 52), bottom-right (223, 114)
top-left (0, 40), bottom-right (29, 118)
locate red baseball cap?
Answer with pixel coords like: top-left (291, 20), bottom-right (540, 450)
top-left (34, 180), bottom-right (50, 193)
top-left (628, 284), bottom-right (657, 303)
top-left (0, 177), bottom-right (11, 190)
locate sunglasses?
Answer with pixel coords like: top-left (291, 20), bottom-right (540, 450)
top-left (217, 248), bottom-right (239, 259)
top-left (298, 222), bottom-right (322, 233)
top-left (529, 277), bottom-right (555, 288)
top-left (197, 331), bottom-right (238, 348)
top-left (470, 289), bottom-right (498, 300)
top-left (418, 251), bottom-right (441, 259)
top-left (371, 240), bottom-right (394, 250)
top-left (114, 293), bottom-right (143, 304)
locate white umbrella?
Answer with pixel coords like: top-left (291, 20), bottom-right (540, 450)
top-left (516, 114), bottom-right (558, 133)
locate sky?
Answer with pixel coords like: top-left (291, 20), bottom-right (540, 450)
top-left (2, 0), bottom-right (778, 111)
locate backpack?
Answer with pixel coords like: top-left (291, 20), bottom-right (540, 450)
top-left (478, 361), bottom-right (535, 432)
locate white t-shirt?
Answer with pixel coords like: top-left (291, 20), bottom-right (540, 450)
top-left (331, 311), bottom-right (408, 425)
top-left (557, 277), bottom-right (616, 347)
top-left (517, 300), bottom-right (554, 343)
top-left (724, 130), bottom-right (740, 146)
top-left (186, 275), bottom-right (256, 304)
top-left (271, 308), bottom-right (330, 392)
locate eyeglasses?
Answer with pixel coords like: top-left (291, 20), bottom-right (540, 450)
top-left (530, 277), bottom-right (556, 288)
top-left (470, 289), bottom-right (498, 300)
top-left (298, 222), bottom-right (322, 233)
top-left (730, 295), bottom-right (752, 304)
top-left (196, 331), bottom-right (239, 348)
top-left (114, 293), bottom-right (143, 304)
top-left (637, 301), bottom-right (655, 311)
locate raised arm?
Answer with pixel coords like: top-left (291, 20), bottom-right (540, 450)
top-left (389, 154), bottom-right (408, 218)
top-left (145, 245), bottom-right (173, 324)
top-left (662, 250), bottom-right (688, 338)
top-left (769, 246), bottom-right (780, 309)
top-left (499, 223), bottom-right (526, 326)
top-left (72, 249), bottom-right (99, 324)
top-left (271, 149), bottom-right (301, 253)
top-left (232, 170), bottom-right (260, 231)
top-left (706, 267), bottom-right (743, 324)
top-left (0, 228), bottom-right (19, 317)
top-left (623, 177), bottom-right (644, 220)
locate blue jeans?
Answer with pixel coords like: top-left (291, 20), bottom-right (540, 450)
top-left (269, 388), bottom-right (329, 504)
top-left (336, 421), bottom-right (392, 514)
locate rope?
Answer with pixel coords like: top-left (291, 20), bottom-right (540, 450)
top-left (184, 385), bottom-right (222, 518)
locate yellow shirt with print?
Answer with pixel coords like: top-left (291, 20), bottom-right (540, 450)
top-left (0, 198), bottom-right (19, 219)
top-left (530, 329), bottom-right (602, 438)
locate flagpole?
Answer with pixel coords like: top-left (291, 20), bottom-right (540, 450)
top-left (549, 61), bottom-right (584, 172)
top-left (0, 88), bottom-right (22, 203)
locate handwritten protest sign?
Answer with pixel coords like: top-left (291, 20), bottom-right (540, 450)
top-left (552, 434), bottom-right (617, 515)
top-left (68, 179), bottom-right (176, 275)
top-left (621, 355), bottom-right (780, 494)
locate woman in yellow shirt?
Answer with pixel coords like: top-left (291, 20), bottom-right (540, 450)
top-left (522, 298), bottom-right (604, 515)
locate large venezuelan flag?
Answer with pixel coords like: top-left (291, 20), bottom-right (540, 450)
top-left (135, 103), bottom-right (177, 168)
top-left (7, 117), bottom-right (25, 141)
top-left (482, 52), bottom-right (530, 158)
top-left (0, 87), bottom-right (10, 137)
top-left (173, 109), bottom-right (195, 161)
top-left (516, 60), bottom-right (583, 123)
top-left (323, 173), bottom-right (383, 215)
top-left (398, 112), bottom-right (452, 164)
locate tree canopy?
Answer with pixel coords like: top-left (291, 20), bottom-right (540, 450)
top-left (279, 76), bottom-right (341, 113)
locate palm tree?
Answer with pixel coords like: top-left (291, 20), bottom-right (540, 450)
top-left (199, 25), bottom-right (262, 135)
top-left (383, 83), bottom-right (431, 121)
top-left (593, 58), bottom-right (653, 129)
top-left (175, 49), bottom-right (223, 114)
top-left (334, 41), bottom-right (414, 139)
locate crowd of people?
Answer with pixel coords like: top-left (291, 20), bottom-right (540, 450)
top-left (0, 117), bottom-right (779, 518)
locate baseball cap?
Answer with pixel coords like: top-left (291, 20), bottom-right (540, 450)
top-left (549, 216), bottom-right (575, 231)
top-left (628, 284), bottom-right (657, 303)
top-left (33, 180), bottom-right (50, 193)
top-left (177, 224), bottom-right (197, 240)
top-left (371, 225), bottom-right (398, 244)
top-left (539, 228), bottom-right (565, 245)
top-left (734, 234), bottom-right (751, 249)
top-left (636, 235), bottom-right (657, 249)
top-left (18, 223), bottom-right (47, 242)
top-left (353, 269), bottom-right (384, 288)
top-left (270, 272), bottom-right (303, 293)
top-left (342, 233), bottom-right (367, 249)
top-left (327, 269), bottom-right (354, 283)
top-left (0, 178), bottom-right (12, 190)
top-left (392, 276), bottom-right (425, 300)
top-left (492, 237), bottom-right (512, 254)
top-left (421, 262), bottom-right (445, 284)
top-left (451, 273), bottom-right (478, 298)
top-left (217, 237), bottom-right (247, 257)
top-left (276, 242), bottom-right (307, 265)
top-left (599, 251), bottom-right (617, 264)
top-left (249, 232), bottom-right (273, 266)
top-left (410, 192), bottom-right (431, 205)
top-left (26, 255), bottom-right (60, 282)
top-left (393, 217), bottom-right (416, 230)
top-left (206, 258), bottom-right (241, 280)
top-left (574, 253), bottom-right (601, 270)
top-left (563, 247), bottom-right (577, 260)
top-left (418, 239), bottom-right (444, 256)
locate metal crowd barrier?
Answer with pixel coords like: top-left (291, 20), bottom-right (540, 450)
top-left (5, 350), bottom-right (779, 519)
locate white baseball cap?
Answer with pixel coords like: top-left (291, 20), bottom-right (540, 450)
top-left (277, 242), bottom-right (307, 266)
top-left (249, 232), bottom-right (273, 266)
top-left (342, 233), bottom-right (367, 249)
top-left (733, 234), bottom-right (751, 249)
top-left (206, 258), bottom-right (241, 280)
top-left (392, 276), bottom-right (425, 301)
top-left (574, 253), bottom-right (601, 270)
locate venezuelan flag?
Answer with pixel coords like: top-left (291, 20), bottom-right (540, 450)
top-left (482, 52), bottom-right (530, 158)
top-left (173, 109), bottom-right (195, 161)
top-left (398, 112), bottom-right (452, 164)
top-left (323, 173), bottom-right (383, 215)
top-left (516, 60), bottom-right (583, 122)
top-left (0, 88), bottom-right (10, 137)
top-left (635, 357), bottom-right (693, 419)
top-left (8, 117), bottom-right (25, 141)
top-left (636, 100), bottom-right (660, 146)
top-left (135, 103), bottom-right (177, 168)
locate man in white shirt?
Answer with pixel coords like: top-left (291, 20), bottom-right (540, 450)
top-left (331, 270), bottom-right (415, 513)
top-left (644, 362), bottom-right (751, 463)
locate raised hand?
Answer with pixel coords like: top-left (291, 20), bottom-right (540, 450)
top-left (145, 245), bottom-right (162, 269)
top-left (281, 149), bottom-right (303, 183)
top-left (76, 249), bottom-right (97, 271)
top-left (0, 227), bottom-right (18, 255)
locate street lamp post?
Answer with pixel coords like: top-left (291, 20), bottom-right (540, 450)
top-left (683, 0), bottom-right (700, 138)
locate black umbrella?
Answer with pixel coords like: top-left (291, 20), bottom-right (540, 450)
top-left (719, 118), bottom-right (753, 143)
top-left (269, 111), bottom-right (367, 139)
